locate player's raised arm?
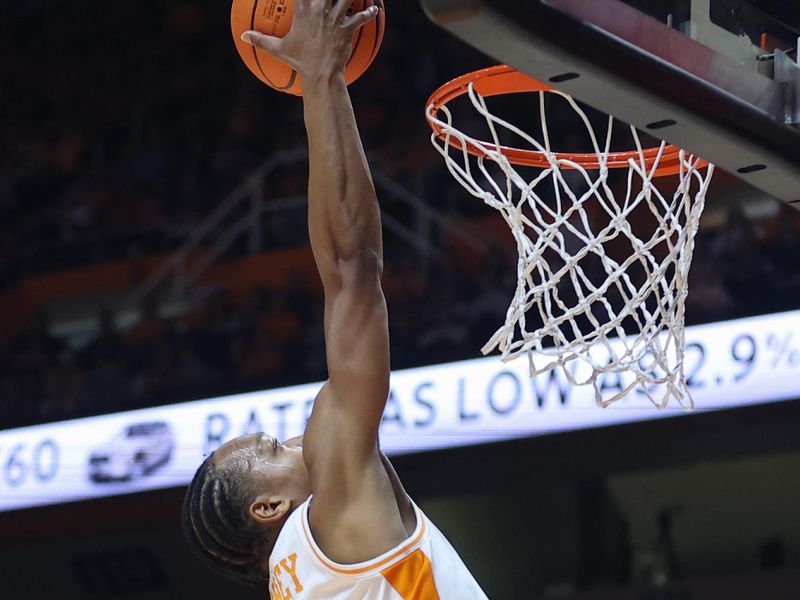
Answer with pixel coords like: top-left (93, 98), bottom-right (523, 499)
top-left (297, 7), bottom-right (393, 467)
top-left (242, 1), bottom-right (410, 563)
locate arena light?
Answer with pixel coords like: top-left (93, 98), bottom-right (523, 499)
top-left (0, 309), bottom-right (799, 513)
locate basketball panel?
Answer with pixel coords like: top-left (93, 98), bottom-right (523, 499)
top-left (231, 0), bottom-right (386, 96)
top-left (344, 0), bottom-right (385, 87)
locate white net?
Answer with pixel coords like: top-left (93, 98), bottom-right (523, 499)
top-left (427, 77), bottom-right (715, 409)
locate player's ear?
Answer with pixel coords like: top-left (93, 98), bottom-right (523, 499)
top-left (249, 495), bottom-right (290, 525)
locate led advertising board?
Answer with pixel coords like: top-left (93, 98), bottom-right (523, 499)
top-left (0, 310), bottom-right (798, 512)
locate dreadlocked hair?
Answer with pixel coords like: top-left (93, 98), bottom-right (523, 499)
top-left (181, 454), bottom-right (273, 587)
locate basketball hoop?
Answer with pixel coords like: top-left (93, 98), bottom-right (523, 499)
top-left (426, 65), bottom-right (714, 409)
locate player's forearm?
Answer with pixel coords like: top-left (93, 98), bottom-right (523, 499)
top-left (302, 74), bottom-right (383, 289)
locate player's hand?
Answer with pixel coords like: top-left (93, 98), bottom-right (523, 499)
top-left (240, 0), bottom-right (380, 83)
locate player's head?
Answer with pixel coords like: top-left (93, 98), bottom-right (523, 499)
top-left (181, 433), bottom-right (310, 587)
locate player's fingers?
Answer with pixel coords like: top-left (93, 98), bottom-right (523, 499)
top-left (240, 31), bottom-right (283, 56)
top-left (342, 3), bottom-right (379, 30)
top-left (331, 0), bottom-right (355, 21)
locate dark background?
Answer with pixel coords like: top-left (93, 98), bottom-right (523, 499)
top-left (1, 1), bottom-right (799, 598)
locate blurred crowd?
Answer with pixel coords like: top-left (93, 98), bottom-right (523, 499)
top-left (1, 0), bottom-right (800, 430)
top-left (0, 0), bottom-right (477, 285)
top-left (0, 255), bottom-right (515, 428)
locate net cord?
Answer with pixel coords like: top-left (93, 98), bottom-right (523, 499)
top-left (427, 82), bottom-right (715, 409)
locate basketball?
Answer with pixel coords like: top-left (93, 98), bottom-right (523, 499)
top-left (231, 0), bottom-right (386, 96)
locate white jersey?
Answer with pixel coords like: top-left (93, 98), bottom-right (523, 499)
top-left (268, 497), bottom-right (488, 600)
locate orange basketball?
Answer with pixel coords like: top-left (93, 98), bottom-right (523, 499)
top-left (231, 0), bottom-right (386, 96)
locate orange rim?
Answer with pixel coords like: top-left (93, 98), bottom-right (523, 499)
top-left (426, 65), bottom-right (707, 177)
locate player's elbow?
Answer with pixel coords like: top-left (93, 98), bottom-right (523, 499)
top-left (337, 249), bottom-right (384, 287)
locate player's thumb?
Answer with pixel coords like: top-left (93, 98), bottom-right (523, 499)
top-left (240, 31), bottom-right (282, 55)
top-left (344, 4), bottom-right (380, 30)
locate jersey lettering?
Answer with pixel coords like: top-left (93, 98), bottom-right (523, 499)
top-left (280, 553), bottom-right (304, 593)
top-left (270, 552), bottom-right (304, 600)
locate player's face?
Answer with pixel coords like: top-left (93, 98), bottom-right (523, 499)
top-left (214, 433), bottom-right (311, 499)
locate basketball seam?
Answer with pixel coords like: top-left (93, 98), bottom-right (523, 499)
top-left (250, 0), bottom-right (298, 91)
top-left (367, 0), bottom-right (384, 65)
top-left (346, 1), bottom-right (366, 71)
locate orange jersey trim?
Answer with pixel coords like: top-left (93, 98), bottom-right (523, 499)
top-left (381, 548), bottom-right (441, 600)
top-left (300, 503), bottom-right (428, 576)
